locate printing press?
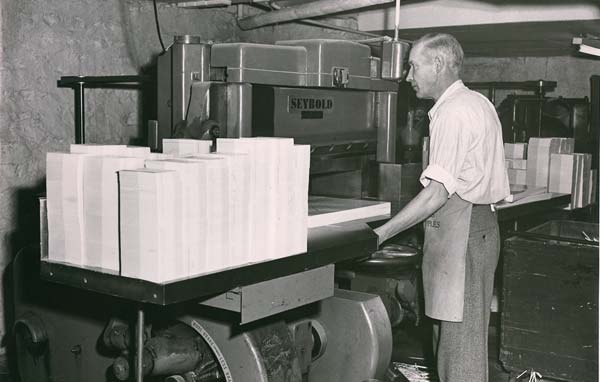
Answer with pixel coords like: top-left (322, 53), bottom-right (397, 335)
top-left (12, 37), bottom-right (423, 382)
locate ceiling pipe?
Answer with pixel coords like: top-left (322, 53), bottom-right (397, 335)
top-left (237, 0), bottom-right (394, 30)
top-left (261, 2), bottom-right (389, 39)
top-left (380, 0), bottom-right (409, 80)
top-left (393, 0), bottom-right (400, 41)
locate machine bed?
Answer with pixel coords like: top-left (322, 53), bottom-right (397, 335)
top-left (39, 196), bottom-right (387, 306)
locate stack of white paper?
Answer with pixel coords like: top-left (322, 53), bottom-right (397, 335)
top-left (71, 144), bottom-right (151, 159)
top-left (144, 159), bottom-right (204, 277)
top-left (46, 152), bottom-right (87, 265)
top-left (548, 152), bottom-right (593, 208)
top-left (505, 159), bottom-right (527, 170)
top-left (124, 146), bottom-right (151, 158)
top-left (83, 156), bottom-right (145, 271)
top-left (188, 152), bottom-right (251, 268)
top-left (47, 147), bottom-right (150, 269)
top-left (244, 139), bottom-right (277, 260)
top-left (548, 154), bottom-right (575, 194)
top-left (70, 144), bottom-right (127, 156)
top-left (251, 138), bottom-right (295, 259)
top-left (162, 139), bottom-right (212, 156)
top-left (119, 168), bottom-right (184, 283)
top-left (505, 143), bottom-right (528, 186)
top-left (504, 143), bottom-right (527, 159)
top-left (573, 153), bottom-right (592, 208)
top-left (526, 138), bottom-right (557, 189)
top-left (178, 155), bottom-right (230, 272)
top-left (216, 138), bottom-right (259, 261)
top-left (48, 137), bottom-right (312, 281)
top-left (507, 167), bottom-right (527, 185)
top-left (216, 138), bottom-right (311, 261)
top-left (526, 137), bottom-right (574, 189)
top-left (290, 145), bottom-right (310, 255)
top-left (147, 153), bottom-right (174, 161)
top-left (588, 170), bottom-right (598, 206)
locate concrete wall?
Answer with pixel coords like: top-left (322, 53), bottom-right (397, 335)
top-left (462, 55), bottom-right (599, 101)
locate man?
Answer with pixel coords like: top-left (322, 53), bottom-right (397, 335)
top-left (375, 33), bottom-right (509, 381)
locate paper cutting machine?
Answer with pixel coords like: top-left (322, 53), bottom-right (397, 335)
top-left (11, 37), bottom-right (407, 382)
top-left (156, 36), bottom-right (400, 198)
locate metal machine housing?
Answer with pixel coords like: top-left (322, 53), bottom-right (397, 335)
top-left (157, 37), bottom-right (400, 198)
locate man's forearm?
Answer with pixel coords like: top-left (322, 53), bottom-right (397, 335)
top-left (375, 180), bottom-right (449, 244)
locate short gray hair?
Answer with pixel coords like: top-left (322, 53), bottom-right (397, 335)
top-left (414, 33), bottom-right (464, 73)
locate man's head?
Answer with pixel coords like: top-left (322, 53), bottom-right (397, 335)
top-left (406, 33), bottom-right (464, 100)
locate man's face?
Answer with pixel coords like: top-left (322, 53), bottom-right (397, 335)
top-left (406, 44), bottom-right (436, 99)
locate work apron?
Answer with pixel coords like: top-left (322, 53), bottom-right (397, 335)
top-left (422, 194), bottom-right (472, 322)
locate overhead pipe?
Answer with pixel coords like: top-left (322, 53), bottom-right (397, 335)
top-left (381, 0), bottom-right (409, 80)
top-left (393, 0), bottom-right (400, 41)
top-left (237, 0), bottom-right (394, 30)
top-left (259, 2), bottom-right (391, 40)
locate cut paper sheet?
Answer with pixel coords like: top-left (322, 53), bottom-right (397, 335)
top-left (308, 196), bottom-right (391, 228)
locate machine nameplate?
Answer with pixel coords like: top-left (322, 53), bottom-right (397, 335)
top-left (288, 96), bottom-right (334, 113)
top-left (301, 111), bottom-right (323, 120)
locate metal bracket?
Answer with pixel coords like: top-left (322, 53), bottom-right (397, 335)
top-left (57, 75), bottom-right (152, 144)
top-left (200, 265), bottom-right (334, 324)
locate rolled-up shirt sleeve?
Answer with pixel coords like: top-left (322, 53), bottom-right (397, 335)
top-left (420, 109), bottom-right (470, 197)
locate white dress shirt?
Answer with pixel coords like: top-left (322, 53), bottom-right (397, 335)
top-left (420, 80), bottom-right (510, 204)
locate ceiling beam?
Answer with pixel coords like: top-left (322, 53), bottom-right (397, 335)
top-left (357, 0), bottom-right (600, 31)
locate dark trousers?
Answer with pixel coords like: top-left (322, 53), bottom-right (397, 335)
top-left (433, 205), bottom-right (500, 382)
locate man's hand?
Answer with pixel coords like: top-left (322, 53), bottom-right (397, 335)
top-left (374, 225), bottom-right (389, 246)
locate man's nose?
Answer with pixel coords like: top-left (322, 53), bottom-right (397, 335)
top-left (406, 68), bottom-right (413, 82)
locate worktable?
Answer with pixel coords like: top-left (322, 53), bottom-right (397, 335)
top-left (39, 196), bottom-right (388, 304)
top-left (389, 192), bottom-right (571, 222)
top-left (40, 221), bottom-right (377, 305)
top-left (494, 192), bottom-right (571, 221)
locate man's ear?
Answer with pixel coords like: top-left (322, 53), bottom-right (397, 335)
top-left (433, 55), bottom-right (444, 74)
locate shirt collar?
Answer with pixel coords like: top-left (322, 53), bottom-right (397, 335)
top-left (428, 80), bottom-right (466, 119)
